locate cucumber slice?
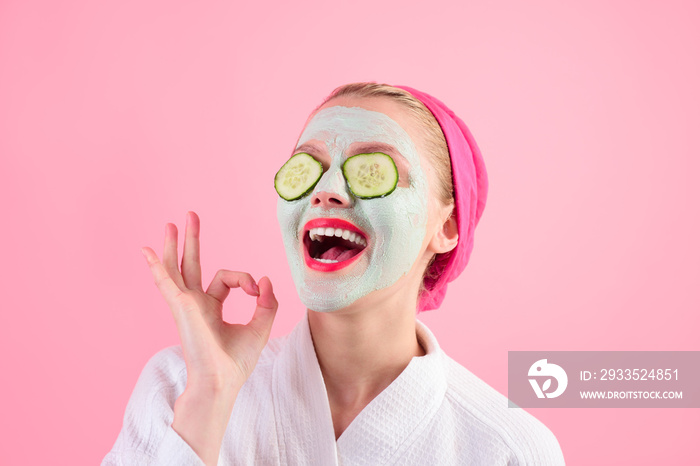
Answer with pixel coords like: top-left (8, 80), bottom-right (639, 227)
top-left (342, 152), bottom-right (398, 199)
top-left (274, 152), bottom-right (323, 201)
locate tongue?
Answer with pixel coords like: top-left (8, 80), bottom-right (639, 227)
top-left (320, 246), bottom-right (360, 262)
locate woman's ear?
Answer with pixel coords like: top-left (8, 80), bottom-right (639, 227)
top-left (429, 204), bottom-right (459, 254)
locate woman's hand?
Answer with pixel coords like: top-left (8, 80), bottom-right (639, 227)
top-left (141, 211), bottom-right (278, 464)
top-left (142, 211), bottom-right (278, 390)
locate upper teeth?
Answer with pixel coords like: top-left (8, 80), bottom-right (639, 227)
top-left (309, 227), bottom-right (367, 247)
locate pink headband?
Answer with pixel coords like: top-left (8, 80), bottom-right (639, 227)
top-left (393, 85), bottom-right (489, 313)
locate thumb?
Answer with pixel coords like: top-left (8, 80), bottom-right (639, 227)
top-left (249, 276), bottom-right (278, 341)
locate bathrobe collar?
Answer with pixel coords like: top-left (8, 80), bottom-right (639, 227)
top-left (272, 310), bottom-right (447, 465)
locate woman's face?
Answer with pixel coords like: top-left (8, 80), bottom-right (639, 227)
top-left (276, 96), bottom-right (443, 312)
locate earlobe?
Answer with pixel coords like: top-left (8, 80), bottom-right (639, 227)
top-left (430, 207), bottom-right (459, 254)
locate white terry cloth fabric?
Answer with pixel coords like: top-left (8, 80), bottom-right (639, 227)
top-left (103, 312), bottom-right (565, 465)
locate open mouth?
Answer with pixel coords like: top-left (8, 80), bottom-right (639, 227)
top-left (302, 218), bottom-right (368, 272)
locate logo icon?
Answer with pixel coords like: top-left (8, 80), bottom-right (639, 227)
top-left (528, 359), bottom-right (568, 398)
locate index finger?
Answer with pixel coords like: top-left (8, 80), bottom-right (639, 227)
top-left (205, 270), bottom-right (259, 304)
top-left (142, 246), bottom-right (185, 304)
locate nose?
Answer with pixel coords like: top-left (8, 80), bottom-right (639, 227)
top-left (309, 164), bottom-right (353, 209)
top-left (310, 190), bottom-right (351, 208)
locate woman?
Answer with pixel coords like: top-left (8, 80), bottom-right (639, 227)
top-left (103, 83), bottom-right (565, 465)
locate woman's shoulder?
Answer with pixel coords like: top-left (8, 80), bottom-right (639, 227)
top-left (438, 354), bottom-right (565, 465)
top-left (137, 345), bottom-right (188, 391)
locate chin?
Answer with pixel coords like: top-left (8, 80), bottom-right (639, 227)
top-left (296, 268), bottom-right (416, 315)
top-left (296, 277), bottom-right (366, 313)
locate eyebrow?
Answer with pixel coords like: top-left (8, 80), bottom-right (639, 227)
top-left (293, 142), bottom-right (323, 155)
top-left (294, 142), bottom-right (408, 162)
top-left (347, 142), bottom-right (407, 163)
top-left (293, 141), bottom-right (407, 161)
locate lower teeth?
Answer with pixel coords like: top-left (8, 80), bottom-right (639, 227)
top-left (315, 258), bottom-right (339, 263)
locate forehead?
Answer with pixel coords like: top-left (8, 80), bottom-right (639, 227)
top-left (299, 106), bottom-right (405, 141)
top-left (298, 104), bottom-right (420, 165)
top-left (315, 95), bottom-right (417, 130)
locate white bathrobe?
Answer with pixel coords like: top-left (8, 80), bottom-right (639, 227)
top-left (103, 313), bottom-right (564, 465)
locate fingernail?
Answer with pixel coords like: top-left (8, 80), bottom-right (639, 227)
top-left (253, 282), bottom-right (260, 295)
top-left (140, 247), bottom-right (147, 257)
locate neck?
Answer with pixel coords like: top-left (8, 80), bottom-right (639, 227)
top-left (307, 286), bottom-right (425, 437)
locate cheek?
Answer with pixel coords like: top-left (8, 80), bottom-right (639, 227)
top-left (363, 186), bottom-right (429, 247)
top-left (276, 199), bottom-right (304, 240)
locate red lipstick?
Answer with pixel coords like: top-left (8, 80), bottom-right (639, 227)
top-left (302, 218), bottom-right (368, 272)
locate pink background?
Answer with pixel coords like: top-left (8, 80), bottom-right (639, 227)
top-left (2, 1), bottom-right (698, 464)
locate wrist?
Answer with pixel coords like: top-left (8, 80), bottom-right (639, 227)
top-left (172, 384), bottom-right (241, 465)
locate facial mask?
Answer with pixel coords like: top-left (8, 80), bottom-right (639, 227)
top-left (276, 106), bottom-right (429, 312)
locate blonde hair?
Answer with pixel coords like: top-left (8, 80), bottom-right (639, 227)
top-left (317, 82), bottom-right (455, 301)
